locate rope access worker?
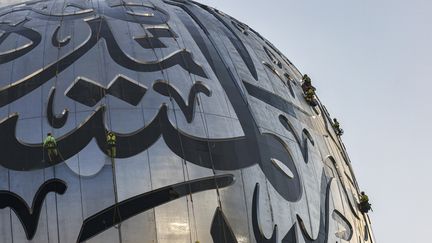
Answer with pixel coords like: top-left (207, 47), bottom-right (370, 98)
top-left (360, 192), bottom-right (369, 203)
top-left (304, 88), bottom-right (316, 105)
top-left (332, 118), bottom-right (343, 136)
top-left (107, 131), bottom-right (117, 158)
top-left (43, 132), bottom-right (58, 163)
top-left (359, 191), bottom-right (372, 213)
top-left (301, 74), bottom-right (316, 93)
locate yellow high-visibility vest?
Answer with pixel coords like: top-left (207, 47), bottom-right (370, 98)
top-left (107, 133), bottom-right (116, 145)
top-left (360, 195), bottom-right (369, 202)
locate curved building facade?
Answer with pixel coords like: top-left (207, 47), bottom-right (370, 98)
top-left (0, 0), bottom-right (374, 242)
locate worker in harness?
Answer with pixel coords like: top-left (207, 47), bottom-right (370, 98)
top-left (301, 74), bottom-right (316, 93)
top-left (358, 191), bottom-right (372, 213)
top-left (304, 88), bottom-right (316, 106)
top-left (43, 132), bottom-right (58, 163)
top-left (332, 118), bottom-right (344, 136)
top-left (107, 131), bottom-right (117, 158)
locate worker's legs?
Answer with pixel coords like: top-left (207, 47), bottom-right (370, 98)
top-left (111, 147), bottom-right (116, 158)
top-left (359, 201), bottom-right (370, 213)
top-left (305, 95), bottom-right (316, 105)
top-left (47, 149), bottom-right (55, 162)
top-left (47, 149), bottom-right (52, 162)
top-left (53, 148), bottom-right (58, 157)
top-left (107, 146), bottom-right (116, 158)
top-left (49, 148), bottom-right (59, 162)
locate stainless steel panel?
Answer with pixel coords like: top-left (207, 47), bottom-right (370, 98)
top-left (0, 1), bottom-right (374, 242)
top-left (149, 139), bottom-right (192, 243)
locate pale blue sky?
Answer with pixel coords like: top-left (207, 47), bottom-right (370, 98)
top-left (197, 0), bottom-right (431, 242)
top-left (0, 0), bottom-right (430, 242)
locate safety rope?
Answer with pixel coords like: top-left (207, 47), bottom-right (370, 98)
top-left (7, 170), bottom-right (14, 243)
top-left (164, 23), bottom-right (202, 243)
top-left (118, 1), bottom-right (201, 241)
top-left (52, 1), bottom-right (69, 241)
top-left (149, 10), bottom-right (198, 243)
top-left (2, 2), bottom-right (45, 241)
top-left (92, 1), bottom-right (123, 241)
top-left (157, 6), bottom-right (237, 241)
top-left (217, 28), bottom-right (271, 239)
top-left (74, 0), bottom-right (94, 234)
top-left (4, 3), bottom-right (37, 240)
top-left (43, 1), bottom-right (62, 242)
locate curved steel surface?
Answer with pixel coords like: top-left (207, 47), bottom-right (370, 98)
top-left (0, 0), bottom-right (374, 242)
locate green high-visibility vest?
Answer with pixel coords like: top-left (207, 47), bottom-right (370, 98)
top-left (44, 136), bottom-right (57, 148)
top-left (360, 195), bottom-right (369, 202)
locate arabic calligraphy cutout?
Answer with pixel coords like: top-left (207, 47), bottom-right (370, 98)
top-left (47, 87), bottom-right (69, 128)
top-left (0, 19), bottom-right (41, 65)
top-left (243, 81), bottom-right (296, 117)
top-left (252, 183), bottom-right (278, 243)
top-left (167, 1), bottom-right (302, 202)
top-left (134, 36), bottom-right (167, 49)
top-left (0, 16), bottom-right (206, 108)
top-left (146, 26), bottom-right (178, 38)
top-left (332, 210), bottom-right (353, 241)
top-left (296, 174), bottom-right (333, 243)
top-left (52, 25), bottom-right (71, 47)
top-left (77, 174), bottom-right (234, 242)
top-left (153, 80), bottom-right (211, 123)
top-left (0, 1), bottom-right (368, 243)
top-left (211, 207), bottom-right (238, 243)
top-left (279, 115), bottom-right (315, 163)
top-left (0, 179), bottom-right (67, 240)
top-left (65, 75), bottom-right (147, 107)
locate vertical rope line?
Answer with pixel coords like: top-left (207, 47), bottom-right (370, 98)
top-left (7, 169), bottom-right (14, 243)
top-left (4, 22), bottom-right (18, 243)
top-left (5, 2), bottom-right (50, 242)
top-left (42, 1), bottom-right (61, 242)
top-left (42, 162), bottom-right (50, 243)
top-left (51, 0), bottom-right (69, 241)
top-left (131, 18), bottom-right (160, 236)
top-left (3, 4), bottom-right (39, 243)
top-left (148, 5), bottom-right (195, 242)
top-left (122, 0), bottom-right (159, 240)
top-left (152, 30), bottom-right (194, 243)
top-left (119, 1), bottom-right (194, 241)
top-left (39, 0), bottom-right (52, 163)
top-left (215, 28), bottom-right (261, 240)
top-left (152, 7), bottom-right (197, 243)
top-left (165, 4), bottom-right (235, 241)
top-left (163, 18), bottom-right (205, 242)
top-left (93, 1), bottom-right (123, 241)
top-left (172, 2), bottom-right (225, 215)
top-left (70, 9), bottom-right (85, 231)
